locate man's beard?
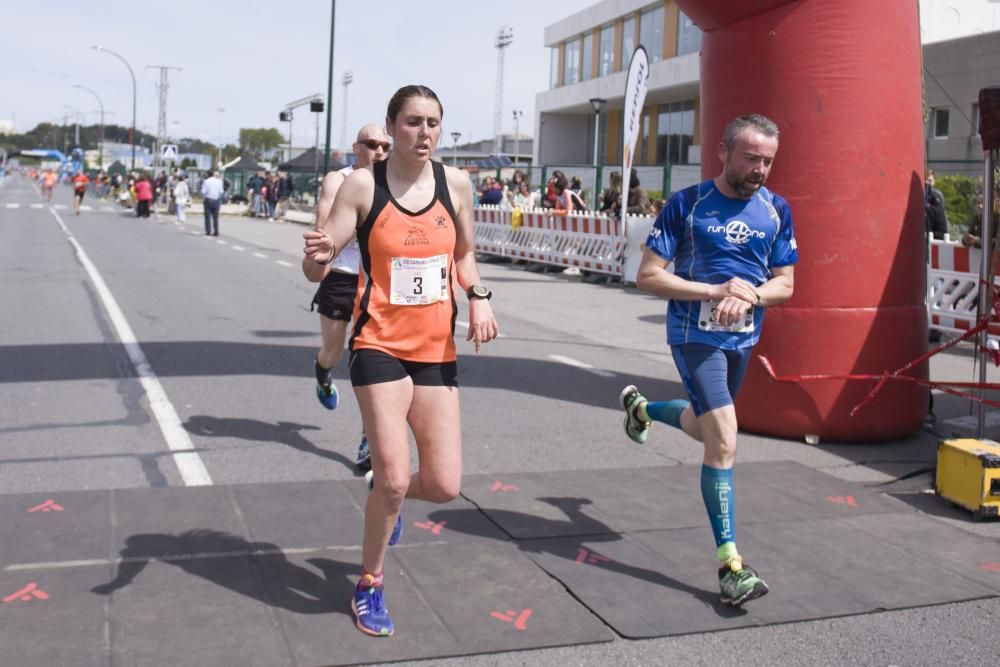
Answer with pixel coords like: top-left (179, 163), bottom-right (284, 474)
top-left (726, 168), bottom-right (764, 198)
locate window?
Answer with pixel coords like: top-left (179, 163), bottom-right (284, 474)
top-left (621, 16), bottom-right (636, 69)
top-left (639, 5), bottom-right (664, 63)
top-left (599, 25), bottom-right (614, 77)
top-left (656, 100), bottom-right (696, 165)
top-left (564, 37), bottom-right (581, 86)
top-left (973, 103), bottom-right (980, 135)
top-left (581, 31), bottom-right (593, 81)
top-left (932, 107), bottom-right (949, 139)
top-left (677, 11), bottom-right (702, 56)
top-left (550, 47), bottom-right (559, 88)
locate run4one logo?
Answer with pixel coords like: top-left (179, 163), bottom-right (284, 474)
top-left (707, 220), bottom-right (766, 245)
top-left (404, 224), bottom-right (430, 246)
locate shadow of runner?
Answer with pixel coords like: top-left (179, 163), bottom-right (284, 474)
top-left (430, 497), bottom-right (742, 618)
top-left (183, 416), bottom-right (360, 472)
top-left (90, 529), bottom-right (356, 618)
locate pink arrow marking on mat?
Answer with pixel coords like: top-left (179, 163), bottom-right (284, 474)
top-left (827, 495), bottom-right (858, 508)
top-left (413, 520), bottom-right (447, 535)
top-left (979, 562), bottom-right (1000, 572)
top-left (3, 583), bottom-right (49, 603)
top-left (490, 608), bottom-right (533, 631)
top-left (490, 481), bottom-right (519, 492)
top-left (27, 500), bottom-right (64, 513)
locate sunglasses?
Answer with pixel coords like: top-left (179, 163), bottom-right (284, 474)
top-left (361, 139), bottom-right (391, 151)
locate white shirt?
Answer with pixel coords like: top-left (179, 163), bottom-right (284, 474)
top-left (201, 176), bottom-right (224, 200)
top-left (173, 181), bottom-right (189, 202)
top-left (332, 165), bottom-right (361, 275)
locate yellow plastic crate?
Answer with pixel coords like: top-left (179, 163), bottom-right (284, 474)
top-left (936, 439), bottom-right (1000, 520)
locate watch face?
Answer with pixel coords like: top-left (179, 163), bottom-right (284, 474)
top-left (470, 284), bottom-right (490, 298)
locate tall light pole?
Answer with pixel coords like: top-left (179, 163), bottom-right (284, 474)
top-left (322, 1), bottom-right (336, 176)
top-left (74, 85), bottom-right (105, 169)
top-left (217, 108), bottom-right (225, 168)
top-left (451, 131), bottom-right (461, 167)
top-left (90, 46), bottom-right (136, 171)
top-left (589, 98), bottom-right (607, 209)
top-left (512, 110), bottom-right (523, 167)
top-left (63, 106), bottom-right (85, 147)
top-left (340, 70), bottom-right (353, 150)
top-left (493, 26), bottom-right (513, 156)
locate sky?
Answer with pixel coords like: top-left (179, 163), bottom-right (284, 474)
top-left (2, 0), bottom-right (584, 149)
top-left (5, 0), bottom-right (998, 153)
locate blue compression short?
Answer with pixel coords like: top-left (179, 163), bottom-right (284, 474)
top-left (670, 343), bottom-right (752, 417)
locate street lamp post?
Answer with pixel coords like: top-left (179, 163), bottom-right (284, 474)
top-left (340, 71), bottom-right (353, 151)
top-left (512, 110), bottom-right (523, 167)
top-left (450, 131), bottom-right (462, 167)
top-left (90, 46), bottom-right (137, 171)
top-left (74, 85), bottom-right (105, 170)
top-left (589, 97), bottom-right (607, 210)
top-left (217, 108), bottom-right (225, 169)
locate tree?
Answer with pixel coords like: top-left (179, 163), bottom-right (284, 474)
top-left (238, 128), bottom-right (285, 161)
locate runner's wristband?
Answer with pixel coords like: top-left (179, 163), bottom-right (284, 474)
top-left (314, 246), bottom-right (336, 265)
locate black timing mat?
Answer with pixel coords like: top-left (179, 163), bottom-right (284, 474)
top-left (2, 463), bottom-right (999, 663)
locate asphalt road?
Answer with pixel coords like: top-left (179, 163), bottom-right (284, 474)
top-left (1, 174), bottom-right (997, 666)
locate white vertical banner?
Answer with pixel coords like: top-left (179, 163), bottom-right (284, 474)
top-left (621, 46), bottom-right (650, 271)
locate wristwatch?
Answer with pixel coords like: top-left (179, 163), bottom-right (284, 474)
top-left (466, 284), bottom-right (493, 300)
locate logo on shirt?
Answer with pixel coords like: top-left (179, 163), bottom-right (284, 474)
top-left (404, 225), bottom-right (430, 246)
top-left (790, 237), bottom-right (798, 250)
top-left (435, 215), bottom-right (447, 229)
top-left (707, 220), bottom-right (766, 245)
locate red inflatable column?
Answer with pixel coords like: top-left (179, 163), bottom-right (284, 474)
top-left (675, 0), bottom-right (928, 441)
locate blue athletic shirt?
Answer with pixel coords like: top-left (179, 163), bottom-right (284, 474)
top-left (645, 179), bottom-right (798, 349)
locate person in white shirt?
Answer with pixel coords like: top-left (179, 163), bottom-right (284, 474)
top-left (201, 170), bottom-right (224, 236)
top-left (302, 124), bottom-right (390, 470)
top-left (173, 174), bottom-right (190, 223)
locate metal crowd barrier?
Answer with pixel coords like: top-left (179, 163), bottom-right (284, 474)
top-left (473, 206), bottom-right (656, 280)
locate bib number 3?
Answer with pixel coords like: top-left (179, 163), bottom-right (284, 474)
top-left (698, 299), bottom-right (755, 333)
top-left (390, 254), bottom-right (449, 305)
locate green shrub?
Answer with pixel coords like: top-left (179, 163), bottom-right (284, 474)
top-left (936, 174), bottom-right (979, 237)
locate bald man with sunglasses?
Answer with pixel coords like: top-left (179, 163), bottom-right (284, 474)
top-left (305, 124), bottom-right (391, 470)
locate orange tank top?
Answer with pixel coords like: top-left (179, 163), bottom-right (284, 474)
top-left (350, 160), bottom-right (459, 362)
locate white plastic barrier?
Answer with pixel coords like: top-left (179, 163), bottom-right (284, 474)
top-left (927, 239), bottom-right (1000, 339)
top-left (622, 214), bottom-right (655, 284)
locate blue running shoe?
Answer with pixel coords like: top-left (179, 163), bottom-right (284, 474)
top-left (314, 360), bottom-right (338, 410)
top-left (365, 470), bottom-right (403, 546)
top-left (352, 574), bottom-right (393, 637)
top-left (356, 436), bottom-right (371, 470)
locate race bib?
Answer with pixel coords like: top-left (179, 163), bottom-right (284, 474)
top-left (389, 254), bottom-right (449, 305)
top-left (698, 300), bottom-right (755, 333)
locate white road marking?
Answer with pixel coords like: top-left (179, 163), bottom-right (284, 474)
top-left (47, 206), bottom-right (213, 487)
top-left (548, 354), bottom-right (616, 377)
top-left (31, 203), bottom-right (44, 209)
top-left (54, 204), bottom-right (67, 210)
top-left (232, 245), bottom-right (245, 251)
top-left (252, 252), bottom-right (267, 259)
top-left (102, 206), bottom-right (116, 212)
top-left (79, 205), bottom-right (92, 211)
top-left (5, 203), bottom-right (20, 209)
top-left (275, 260), bottom-right (294, 267)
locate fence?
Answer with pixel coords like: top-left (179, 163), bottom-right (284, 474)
top-left (472, 205), bottom-right (655, 280)
top-left (927, 238), bottom-right (1000, 339)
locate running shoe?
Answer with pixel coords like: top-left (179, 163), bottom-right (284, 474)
top-left (364, 470), bottom-right (403, 545)
top-left (619, 385), bottom-right (651, 444)
top-left (352, 574), bottom-right (394, 636)
top-left (314, 360), bottom-right (338, 410)
top-left (719, 558), bottom-right (769, 606)
top-left (356, 436), bottom-right (372, 470)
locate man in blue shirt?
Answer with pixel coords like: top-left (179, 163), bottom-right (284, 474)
top-left (620, 114), bottom-right (797, 607)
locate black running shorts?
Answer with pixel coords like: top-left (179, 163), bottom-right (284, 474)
top-left (311, 270), bottom-right (359, 322)
top-left (349, 348), bottom-right (458, 388)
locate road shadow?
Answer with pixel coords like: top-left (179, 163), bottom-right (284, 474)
top-left (90, 529), bottom-right (355, 618)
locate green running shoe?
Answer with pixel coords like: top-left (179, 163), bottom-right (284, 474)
top-left (619, 385), bottom-right (651, 444)
top-left (719, 558), bottom-right (769, 606)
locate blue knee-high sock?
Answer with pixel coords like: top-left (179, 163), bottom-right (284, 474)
top-left (701, 465), bottom-right (736, 555)
top-left (644, 399), bottom-right (690, 429)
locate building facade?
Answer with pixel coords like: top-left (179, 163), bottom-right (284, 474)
top-left (535, 0), bottom-right (702, 171)
top-left (538, 0), bottom-right (1000, 184)
top-left (923, 30), bottom-right (1000, 177)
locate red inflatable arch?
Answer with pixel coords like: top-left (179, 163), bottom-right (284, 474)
top-left (675, 0), bottom-right (928, 441)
